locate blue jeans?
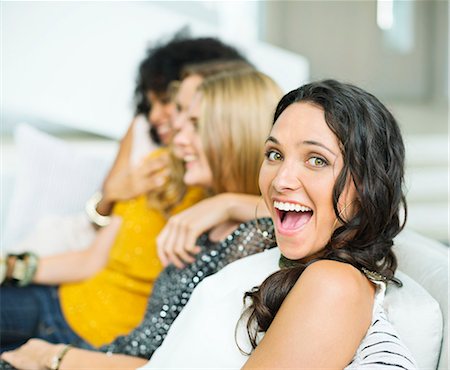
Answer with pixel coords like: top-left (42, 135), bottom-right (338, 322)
top-left (0, 284), bottom-right (90, 352)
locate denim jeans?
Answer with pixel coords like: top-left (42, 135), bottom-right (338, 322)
top-left (0, 284), bottom-right (90, 352)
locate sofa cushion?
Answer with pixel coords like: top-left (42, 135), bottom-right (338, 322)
top-left (385, 270), bottom-right (443, 370)
top-left (2, 124), bottom-right (114, 249)
top-left (393, 229), bottom-right (449, 370)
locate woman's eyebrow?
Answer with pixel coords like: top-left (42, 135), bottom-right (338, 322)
top-left (265, 136), bottom-right (278, 144)
top-left (265, 136), bottom-right (336, 157)
top-left (302, 140), bottom-right (337, 156)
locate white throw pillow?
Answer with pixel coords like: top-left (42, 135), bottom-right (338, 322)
top-left (385, 270), bottom-right (443, 370)
top-left (2, 124), bottom-right (114, 249)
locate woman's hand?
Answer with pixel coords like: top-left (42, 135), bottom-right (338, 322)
top-left (1, 339), bottom-right (62, 370)
top-left (103, 152), bottom-right (170, 203)
top-left (157, 193), bottom-right (268, 268)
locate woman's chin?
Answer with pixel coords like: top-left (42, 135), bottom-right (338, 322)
top-left (183, 170), bottom-right (212, 189)
top-left (183, 174), bottom-right (195, 187)
top-left (276, 235), bottom-right (308, 261)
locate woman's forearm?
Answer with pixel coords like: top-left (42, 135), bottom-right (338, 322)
top-left (60, 348), bottom-right (147, 370)
top-left (33, 218), bottom-right (121, 285)
top-left (98, 119), bottom-right (135, 216)
top-left (33, 249), bottom-right (101, 285)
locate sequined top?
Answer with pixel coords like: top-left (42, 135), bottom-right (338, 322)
top-left (59, 182), bottom-right (204, 346)
top-left (96, 217), bottom-right (275, 358)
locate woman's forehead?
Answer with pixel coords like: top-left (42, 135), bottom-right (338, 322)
top-left (271, 102), bottom-right (340, 149)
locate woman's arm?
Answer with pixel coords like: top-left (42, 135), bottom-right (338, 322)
top-left (61, 347), bottom-right (147, 370)
top-left (242, 260), bottom-right (375, 369)
top-left (0, 339), bottom-right (146, 370)
top-left (157, 193), bottom-right (270, 268)
top-left (97, 118), bottom-right (169, 217)
top-left (32, 217), bottom-right (122, 285)
top-left (96, 118), bottom-right (135, 217)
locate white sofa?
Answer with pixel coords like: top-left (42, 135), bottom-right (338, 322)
top-left (393, 231), bottom-right (448, 370)
top-left (1, 124), bottom-right (448, 369)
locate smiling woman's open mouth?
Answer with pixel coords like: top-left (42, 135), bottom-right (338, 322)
top-left (274, 201), bottom-right (313, 231)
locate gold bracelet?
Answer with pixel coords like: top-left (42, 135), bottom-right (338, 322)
top-left (85, 191), bottom-right (111, 227)
top-left (49, 344), bottom-right (72, 370)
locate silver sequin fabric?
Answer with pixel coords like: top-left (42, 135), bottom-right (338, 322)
top-left (97, 217), bottom-right (275, 358)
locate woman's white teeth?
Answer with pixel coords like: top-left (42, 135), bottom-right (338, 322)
top-left (274, 201), bottom-right (311, 212)
top-left (184, 155), bottom-right (196, 162)
top-left (158, 125), bottom-right (170, 134)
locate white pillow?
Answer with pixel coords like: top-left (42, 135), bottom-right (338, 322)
top-left (385, 270), bottom-right (443, 370)
top-left (2, 124), bottom-right (114, 249)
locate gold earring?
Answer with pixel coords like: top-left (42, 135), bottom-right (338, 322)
top-left (332, 201), bottom-right (355, 230)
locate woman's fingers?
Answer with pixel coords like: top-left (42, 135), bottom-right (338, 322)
top-left (157, 226), bottom-right (173, 268)
top-left (157, 215), bottom-right (202, 269)
top-left (1, 339), bottom-right (56, 370)
top-left (172, 224), bottom-right (196, 267)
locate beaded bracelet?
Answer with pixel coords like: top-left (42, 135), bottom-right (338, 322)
top-left (17, 252), bottom-right (39, 286)
top-left (2, 252), bottom-right (39, 287)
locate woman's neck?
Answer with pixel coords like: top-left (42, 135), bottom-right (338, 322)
top-left (208, 220), bottom-right (240, 243)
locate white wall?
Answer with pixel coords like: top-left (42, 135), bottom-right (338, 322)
top-left (2, 2), bottom-right (213, 139)
top-left (2, 1), bottom-right (308, 139)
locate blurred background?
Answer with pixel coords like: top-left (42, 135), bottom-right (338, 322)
top-left (1, 1), bottom-right (448, 244)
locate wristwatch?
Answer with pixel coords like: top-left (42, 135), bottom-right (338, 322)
top-left (48, 344), bottom-right (71, 370)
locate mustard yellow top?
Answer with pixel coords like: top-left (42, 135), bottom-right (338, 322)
top-left (59, 184), bottom-right (204, 346)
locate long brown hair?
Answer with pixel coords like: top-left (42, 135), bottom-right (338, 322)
top-left (148, 61), bottom-right (254, 215)
top-left (241, 79), bottom-right (407, 351)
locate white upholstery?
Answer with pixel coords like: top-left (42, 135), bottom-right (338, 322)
top-left (2, 124), bottom-right (116, 251)
top-left (385, 270), bottom-right (443, 369)
top-left (394, 229), bottom-right (449, 370)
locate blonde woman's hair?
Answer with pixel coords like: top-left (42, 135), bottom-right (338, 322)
top-left (199, 69), bottom-right (283, 195)
top-left (150, 60), bottom-right (255, 216)
top-left (168, 60), bottom-right (254, 100)
top-left (182, 60), bottom-right (254, 79)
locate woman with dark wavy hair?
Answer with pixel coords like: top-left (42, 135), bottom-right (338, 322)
top-left (138, 79), bottom-right (417, 369)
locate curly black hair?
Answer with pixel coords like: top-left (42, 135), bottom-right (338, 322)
top-left (242, 79), bottom-right (407, 350)
top-left (134, 30), bottom-right (246, 117)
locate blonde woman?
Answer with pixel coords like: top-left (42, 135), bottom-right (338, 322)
top-left (1, 69), bottom-right (282, 369)
top-left (157, 61), bottom-right (274, 268)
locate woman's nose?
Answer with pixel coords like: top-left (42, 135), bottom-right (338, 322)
top-left (172, 111), bottom-right (186, 133)
top-left (173, 121), bottom-right (193, 148)
top-left (272, 162), bottom-right (302, 193)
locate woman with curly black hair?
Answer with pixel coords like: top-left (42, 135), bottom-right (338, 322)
top-left (138, 79), bottom-right (417, 369)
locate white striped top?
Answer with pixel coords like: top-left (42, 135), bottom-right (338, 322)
top-left (346, 280), bottom-right (417, 369)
